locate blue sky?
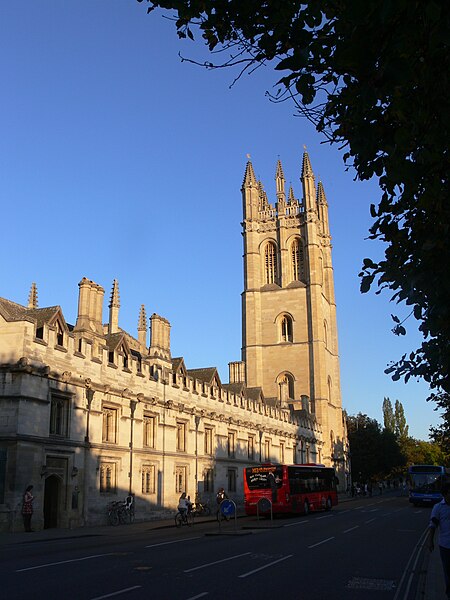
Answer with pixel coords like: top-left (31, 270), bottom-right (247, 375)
top-left (1, 1), bottom-right (442, 440)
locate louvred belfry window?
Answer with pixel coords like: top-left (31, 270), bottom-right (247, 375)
top-left (264, 242), bottom-right (278, 284)
top-left (291, 238), bottom-right (305, 282)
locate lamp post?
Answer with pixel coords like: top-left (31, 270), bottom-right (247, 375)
top-left (259, 429), bottom-right (263, 462)
top-left (129, 399), bottom-right (138, 495)
top-left (194, 415), bottom-right (201, 498)
top-left (82, 385), bottom-right (95, 525)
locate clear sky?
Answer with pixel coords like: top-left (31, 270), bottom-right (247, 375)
top-left (1, 2), bottom-right (442, 440)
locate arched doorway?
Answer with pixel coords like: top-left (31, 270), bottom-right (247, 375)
top-left (43, 475), bottom-right (60, 529)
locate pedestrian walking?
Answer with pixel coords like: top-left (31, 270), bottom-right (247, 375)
top-left (22, 485), bottom-right (34, 532)
top-left (427, 481), bottom-right (450, 599)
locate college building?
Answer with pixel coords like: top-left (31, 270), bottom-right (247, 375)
top-left (0, 151), bottom-right (348, 531)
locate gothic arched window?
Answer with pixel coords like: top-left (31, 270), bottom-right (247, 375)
top-left (324, 319), bottom-right (328, 349)
top-left (291, 238), bottom-right (305, 282)
top-left (264, 242), bottom-right (278, 284)
top-left (277, 372), bottom-right (295, 402)
top-left (328, 376), bottom-right (332, 404)
top-left (281, 315), bottom-right (293, 342)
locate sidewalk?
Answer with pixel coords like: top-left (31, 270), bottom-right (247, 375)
top-left (0, 494), bottom-right (445, 599)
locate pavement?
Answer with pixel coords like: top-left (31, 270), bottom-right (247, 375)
top-left (0, 492), bottom-right (446, 599)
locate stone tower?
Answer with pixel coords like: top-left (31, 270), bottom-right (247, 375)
top-left (241, 151), bottom-right (346, 469)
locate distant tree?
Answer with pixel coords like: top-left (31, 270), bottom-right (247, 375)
top-left (394, 400), bottom-right (409, 439)
top-left (382, 397), bottom-right (395, 433)
top-left (401, 437), bottom-right (448, 467)
top-left (139, 0), bottom-right (450, 440)
top-left (347, 413), bottom-right (405, 482)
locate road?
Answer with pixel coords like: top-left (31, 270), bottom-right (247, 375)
top-left (1, 494), bottom-right (430, 600)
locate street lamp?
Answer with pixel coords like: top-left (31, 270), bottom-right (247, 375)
top-left (194, 415), bottom-right (201, 499)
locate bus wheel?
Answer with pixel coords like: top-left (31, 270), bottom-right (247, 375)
top-left (303, 500), bottom-right (310, 515)
top-left (325, 497), bottom-right (332, 511)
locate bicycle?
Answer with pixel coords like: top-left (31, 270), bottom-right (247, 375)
top-left (175, 509), bottom-right (194, 527)
top-left (192, 500), bottom-right (211, 517)
top-left (107, 496), bottom-right (135, 526)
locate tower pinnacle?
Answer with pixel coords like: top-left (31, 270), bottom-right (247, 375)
top-left (275, 159), bottom-right (286, 204)
top-left (138, 304), bottom-right (147, 349)
top-left (28, 282), bottom-right (38, 309)
top-left (108, 279), bottom-right (120, 334)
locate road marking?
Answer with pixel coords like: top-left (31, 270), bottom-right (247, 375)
top-left (343, 526), bottom-right (359, 533)
top-left (308, 537), bottom-right (334, 549)
top-left (316, 515), bottom-right (333, 520)
top-left (16, 553), bottom-right (116, 572)
top-left (145, 536), bottom-right (200, 548)
top-left (393, 528), bottom-right (428, 600)
top-left (339, 509), bottom-right (351, 514)
top-left (184, 552), bottom-right (251, 573)
top-left (91, 587), bottom-right (142, 600)
top-left (186, 594), bottom-right (209, 600)
top-left (284, 520), bottom-right (308, 527)
top-left (365, 518), bottom-right (376, 524)
top-left (238, 555), bottom-right (293, 578)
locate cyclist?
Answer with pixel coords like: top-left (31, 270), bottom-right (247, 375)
top-left (216, 487), bottom-right (229, 520)
top-left (178, 492), bottom-right (191, 522)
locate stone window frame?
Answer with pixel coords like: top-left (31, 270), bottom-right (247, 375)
top-left (49, 391), bottom-right (71, 438)
top-left (143, 414), bottom-right (156, 449)
top-left (176, 420), bottom-right (187, 453)
top-left (227, 468), bottom-right (237, 493)
top-left (141, 464), bottom-right (156, 495)
top-left (204, 426), bottom-right (214, 456)
top-left (100, 461), bottom-right (117, 494)
top-left (263, 241), bottom-right (278, 285)
top-left (102, 405), bottom-right (118, 444)
top-left (175, 465), bottom-right (187, 494)
top-left (227, 430), bottom-right (236, 459)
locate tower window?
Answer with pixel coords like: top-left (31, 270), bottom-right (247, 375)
top-left (277, 373), bottom-right (295, 402)
top-left (291, 238), bottom-right (305, 282)
top-left (280, 315), bottom-right (293, 342)
top-left (264, 242), bottom-right (278, 284)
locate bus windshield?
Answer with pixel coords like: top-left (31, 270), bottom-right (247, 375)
top-left (245, 466), bottom-right (283, 490)
top-left (409, 473), bottom-right (442, 493)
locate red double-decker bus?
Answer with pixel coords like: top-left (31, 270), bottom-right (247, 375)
top-left (244, 463), bottom-right (338, 516)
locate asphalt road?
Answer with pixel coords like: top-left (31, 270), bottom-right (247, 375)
top-left (1, 495), bottom-right (431, 600)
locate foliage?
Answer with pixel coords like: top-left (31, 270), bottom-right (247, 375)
top-left (347, 413), bottom-right (405, 481)
top-left (394, 399), bottom-right (409, 439)
top-left (138, 0), bottom-right (450, 438)
top-left (382, 397), bottom-right (395, 433)
top-left (400, 437), bottom-right (448, 467)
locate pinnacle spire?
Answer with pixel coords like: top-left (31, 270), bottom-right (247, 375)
top-left (108, 279), bottom-right (120, 334)
top-left (288, 185), bottom-right (295, 203)
top-left (317, 180), bottom-right (328, 205)
top-left (258, 180), bottom-right (269, 208)
top-left (301, 148), bottom-right (314, 179)
top-left (138, 304), bottom-right (147, 331)
top-left (276, 159), bottom-right (285, 180)
top-left (28, 282), bottom-right (38, 309)
top-left (275, 159), bottom-right (286, 203)
top-left (109, 279), bottom-right (120, 309)
top-left (242, 160), bottom-right (257, 187)
top-left (137, 304), bottom-right (147, 348)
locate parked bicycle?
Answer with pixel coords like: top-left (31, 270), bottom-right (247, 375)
top-left (107, 495), bottom-right (135, 526)
top-left (174, 508), bottom-right (194, 527)
top-left (192, 499), bottom-right (211, 517)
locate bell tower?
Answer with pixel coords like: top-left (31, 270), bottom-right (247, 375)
top-left (241, 151), bottom-right (346, 469)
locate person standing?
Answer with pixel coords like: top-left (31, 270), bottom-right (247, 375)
top-left (427, 481), bottom-right (450, 599)
top-left (22, 485), bottom-right (34, 532)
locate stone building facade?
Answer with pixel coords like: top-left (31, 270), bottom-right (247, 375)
top-left (0, 152), bottom-right (348, 531)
